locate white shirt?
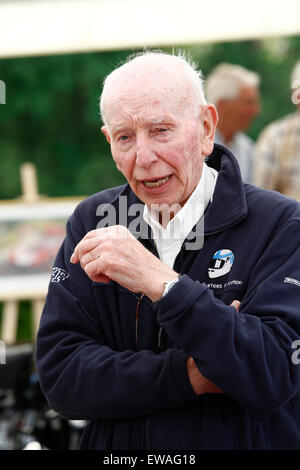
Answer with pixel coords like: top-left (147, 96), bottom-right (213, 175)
top-left (143, 162), bottom-right (218, 269)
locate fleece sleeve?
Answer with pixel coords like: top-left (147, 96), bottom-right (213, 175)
top-left (154, 218), bottom-right (300, 417)
top-left (35, 210), bottom-right (196, 421)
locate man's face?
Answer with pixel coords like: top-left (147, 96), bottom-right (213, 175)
top-left (101, 71), bottom-right (217, 210)
top-left (220, 86), bottom-right (260, 132)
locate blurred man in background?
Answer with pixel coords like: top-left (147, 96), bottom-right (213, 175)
top-left (254, 61), bottom-right (300, 201)
top-left (206, 63), bottom-right (260, 183)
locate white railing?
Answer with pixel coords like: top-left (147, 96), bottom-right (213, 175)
top-left (0, 163), bottom-right (83, 345)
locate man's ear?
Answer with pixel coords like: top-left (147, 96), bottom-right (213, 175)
top-left (101, 125), bottom-right (122, 172)
top-left (101, 125), bottom-right (111, 144)
top-left (200, 104), bottom-right (218, 157)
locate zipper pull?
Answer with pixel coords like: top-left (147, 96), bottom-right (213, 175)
top-left (157, 326), bottom-right (163, 349)
top-left (135, 294), bottom-right (145, 344)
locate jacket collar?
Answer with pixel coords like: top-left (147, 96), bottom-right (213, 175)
top-left (204, 143), bottom-right (248, 234)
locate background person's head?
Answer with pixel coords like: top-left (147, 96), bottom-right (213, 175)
top-left (99, 51), bottom-right (218, 211)
top-left (291, 61), bottom-right (300, 110)
top-left (206, 63), bottom-right (260, 144)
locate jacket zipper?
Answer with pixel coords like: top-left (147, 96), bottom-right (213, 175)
top-left (157, 252), bottom-right (181, 351)
top-left (135, 293), bottom-right (144, 345)
top-left (135, 238), bottom-right (159, 347)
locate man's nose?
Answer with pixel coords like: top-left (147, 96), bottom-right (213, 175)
top-left (135, 138), bottom-right (158, 168)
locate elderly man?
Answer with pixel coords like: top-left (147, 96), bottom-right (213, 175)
top-left (36, 52), bottom-right (300, 450)
top-left (206, 63), bottom-right (260, 183)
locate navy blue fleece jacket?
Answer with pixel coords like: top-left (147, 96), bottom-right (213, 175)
top-left (36, 144), bottom-right (300, 449)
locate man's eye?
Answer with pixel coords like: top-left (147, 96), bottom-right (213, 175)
top-left (119, 135), bottom-right (129, 141)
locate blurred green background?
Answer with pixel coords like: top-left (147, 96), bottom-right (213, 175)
top-left (1, 37), bottom-right (300, 200)
top-left (1, 36), bottom-right (299, 340)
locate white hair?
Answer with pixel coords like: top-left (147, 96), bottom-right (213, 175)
top-left (205, 63), bottom-right (260, 105)
top-left (291, 61), bottom-right (300, 87)
top-left (100, 50), bottom-right (207, 126)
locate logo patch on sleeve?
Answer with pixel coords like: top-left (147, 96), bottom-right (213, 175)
top-left (51, 267), bottom-right (70, 283)
top-left (283, 277), bottom-right (300, 288)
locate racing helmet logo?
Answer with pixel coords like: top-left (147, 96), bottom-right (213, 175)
top-left (208, 249), bottom-right (234, 279)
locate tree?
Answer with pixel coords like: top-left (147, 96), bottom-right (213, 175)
top-left (1, 37), bottom-right (300, 200)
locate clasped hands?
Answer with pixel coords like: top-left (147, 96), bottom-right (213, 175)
top-left (70, 226), bottom-right (240, 396)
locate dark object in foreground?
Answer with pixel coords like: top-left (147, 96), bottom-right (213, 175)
top-left (0, 343), bottom-right (85, 450)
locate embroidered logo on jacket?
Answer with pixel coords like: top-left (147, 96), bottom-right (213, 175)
top-left (208, 249), bottom-right (234, 279)
top-left (51, 267), bottom-right (70, 283)
top-left (283, 277), bottom-right (300, 288)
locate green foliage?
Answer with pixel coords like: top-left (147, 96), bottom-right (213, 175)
top-left (0, 37), bottom-right (300, 200)
top-left (0, 50), bottom-right (132, 199)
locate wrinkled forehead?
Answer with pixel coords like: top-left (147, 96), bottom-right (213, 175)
top-left (101, 63), bottom-right (196, 127)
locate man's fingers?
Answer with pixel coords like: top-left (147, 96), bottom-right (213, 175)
top-left (231, 300), bottom-right (241, 313)
top-left (70, 237), bottom-right (101, 264)
top-left (70, 226), bottom-right (134, 264)
top-left (70, 251), bottom-right (79, 264)
top-left (94, 273), bottom-right (111, 284)
top-left (186, 357), bottom-right (223, 395)
top-left (83, 253), bottom-right (111, 284)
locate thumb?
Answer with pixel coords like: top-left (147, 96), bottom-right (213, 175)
top-left (230, 300), bottom-right (241, 313)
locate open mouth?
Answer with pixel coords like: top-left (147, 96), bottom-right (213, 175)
top-left (142, 175), bottom-right (171, 188)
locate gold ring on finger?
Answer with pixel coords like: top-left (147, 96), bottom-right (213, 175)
top-left (89, 251), bottom-right (94, 262)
